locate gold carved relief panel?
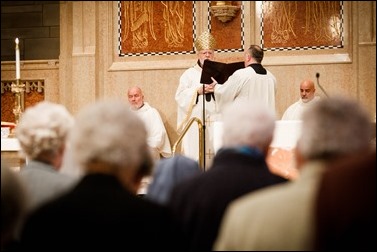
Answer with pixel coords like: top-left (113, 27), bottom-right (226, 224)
top-left (119, 1), bottom-right (196, 56)
top-left (260, 1), bottom-right (343, 50)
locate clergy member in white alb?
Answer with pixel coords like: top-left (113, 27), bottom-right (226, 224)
top-left (174, 31), bottom-right (221, 169)
top-left (212, 45), bottom-right (277, 116)
top-left (128, 86), bottom-right (172, 160)
top-left (282, 79), bottom-right (320, 120)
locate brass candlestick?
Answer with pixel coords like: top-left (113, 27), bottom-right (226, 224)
top-left (11, 79), bottom-right (25, 125)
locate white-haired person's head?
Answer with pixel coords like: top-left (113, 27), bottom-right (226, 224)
top-left (16, 101), bottom-right (74, 167)
top-left (297, 95), bottom-right (372, 161)
top-left (69, 100), bottom-right (153, 193)
top-left (222, 100), bottom-right (276, 155)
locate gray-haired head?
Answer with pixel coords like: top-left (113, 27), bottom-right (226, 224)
top-left (298, 95), bottom-right (372, 160)
top-left (222, 100), bottom-right (276, 154)
top-left (69, 100), bottom-right (153, 177)
top-left (16, 101), bottom-right (74, 161)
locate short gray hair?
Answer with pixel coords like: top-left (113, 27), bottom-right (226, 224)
top-left (298, 96), bottom-right (372, 160)
top-left (69, 100), bottom-right (152, 175)
top-left (16, 101), bottom-right (74, 160)
top-left (222, 100), bottom-right (275, 152)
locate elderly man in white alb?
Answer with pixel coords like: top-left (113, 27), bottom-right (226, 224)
top-left (282, 79), bottom-right (320, 120)
top-left (175, 31), bottom-right (220, 169)
top-left (127, 86), bottom-right (172, 161)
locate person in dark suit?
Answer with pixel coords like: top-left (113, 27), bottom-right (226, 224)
top-left (314, 149), bottom-right (376, 251)
top-left (1, 162), bottom-right (27, 252)
top-left (19, 100), bottom-right (181, 251)
top-left (168, 100), bottom-right (288, 251)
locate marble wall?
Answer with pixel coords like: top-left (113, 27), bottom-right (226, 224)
top-left (1, 1), bottom-right (375, 150)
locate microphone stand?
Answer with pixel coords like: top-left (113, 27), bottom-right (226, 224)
top-left (202, 84), bottom-right (206, 171)
top-left (315, 73), bottom-right (329, 97)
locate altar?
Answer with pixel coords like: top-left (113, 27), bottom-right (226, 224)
top-left (1, 137), bottom-right (25, 170)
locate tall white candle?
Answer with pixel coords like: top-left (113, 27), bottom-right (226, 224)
top-left (15, 38), bottom-right (20, 79)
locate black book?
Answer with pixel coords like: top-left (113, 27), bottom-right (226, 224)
top-left (200, 60), bottom-right (244, 84)
top-left (200, 60), bottom-right (244, 101)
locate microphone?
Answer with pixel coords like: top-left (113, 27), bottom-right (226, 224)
top-left (315, 72), bottom-right (329, 97)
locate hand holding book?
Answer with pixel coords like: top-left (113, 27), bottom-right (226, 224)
top-left (200, 60), bottom-right (244, 101)
top-left (200, 60), bottom-right (244, 84)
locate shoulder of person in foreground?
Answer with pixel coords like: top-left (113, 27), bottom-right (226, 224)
top-left (146, 155), bottom-right (201, 205)
top-left (1, 162), bottom-right (28, 251)
top-left (314, 149), bottom-right (376, 251)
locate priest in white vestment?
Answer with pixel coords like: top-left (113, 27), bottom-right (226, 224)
top-left (282, 79), bottom-right (321, 120)
top-left (175, 31), bottom-right (220, 169)
top-left (128, 86), bottom-right (172, 160)
top-left (212, 45), bottom-right (277, 115)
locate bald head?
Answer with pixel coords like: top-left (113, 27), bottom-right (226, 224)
top-left (127, 86), bottom-right (144, 110)
top-left (300, 80), bottom-right (316, 103)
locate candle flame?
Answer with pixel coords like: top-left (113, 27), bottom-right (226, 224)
top-left (15, 38), bottom-right (19, 44)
